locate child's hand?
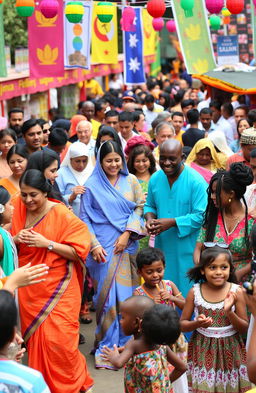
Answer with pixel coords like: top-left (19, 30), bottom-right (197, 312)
top-left (196, 314), bottom-right (213, 328)
top-left (101, 344), bottom-right (120, 363)
top-left (224, 291), bottom-right (237, 312)
top-left (159, 289), bottom-right (172, 302)
top-left (153, 293), bottom-right (162, 304)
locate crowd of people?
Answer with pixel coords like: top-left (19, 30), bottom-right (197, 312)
top-left (1, 72), bottom-right (256, 392)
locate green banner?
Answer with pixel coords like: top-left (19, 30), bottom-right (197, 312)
top-left (172, 0), bottom-right (216, 74)
top-left (0, 4), bottom-right (7, 78)
top-left (150, 34), bottom-right (161, 77)
top-left (251, 0), bottom-right (256, 62)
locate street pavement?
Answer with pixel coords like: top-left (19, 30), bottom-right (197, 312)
top-left (80, 313), bottom-right (124, 393)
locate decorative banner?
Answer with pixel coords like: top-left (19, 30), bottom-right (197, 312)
top-left (64, 1), bottom-right (92, 69)
top-left (250, 0), bottom-right (256, 63)
top-left (91, 1), bottom-right (118, 65)
top-left (142, 9), bottom-right (157, 56)
top-left (0, 4), bottom-right (7, 78)
top-left (172, 0), bottom-right (216, 74)
top-left (123, 7), bottom-right (146, 85)
top-left (150, 34), bottom-right (161, 76)
top-left (28, 0), bottom-right (64, 78)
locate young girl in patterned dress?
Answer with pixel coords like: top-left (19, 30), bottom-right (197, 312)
top-left (102, 296), bottom-right (187, 393)
top-left (181, 245), bottom-right (251, 393)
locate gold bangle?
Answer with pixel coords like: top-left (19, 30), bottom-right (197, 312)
top-left (175, 292), bottom-right (182, 297)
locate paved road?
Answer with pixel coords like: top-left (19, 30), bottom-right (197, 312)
top-left (80, 313), bottom-right (124, 393)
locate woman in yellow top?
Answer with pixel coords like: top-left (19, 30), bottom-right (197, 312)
top-left (0, 145), bottom-right (28, 199)
top-left (186, 139), bottom-right (223, 183)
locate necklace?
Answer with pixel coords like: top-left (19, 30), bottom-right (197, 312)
top-left (223, 214), bottom-right (241, 236)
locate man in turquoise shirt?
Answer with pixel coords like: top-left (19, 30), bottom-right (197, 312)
top-left (144, 139), bottom-right (208, 296)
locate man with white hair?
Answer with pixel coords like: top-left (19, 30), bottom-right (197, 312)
top-left (76, 120), bottom-right (95, 157)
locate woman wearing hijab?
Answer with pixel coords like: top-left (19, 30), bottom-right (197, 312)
top-left (186, 138), bottom-right (223, 183)
top-left (56, 142), bottom-right (93, 217)
top-left (208, 129), bottom-right (233, 168)
top-left (80, 140), bottom-right (146, 369)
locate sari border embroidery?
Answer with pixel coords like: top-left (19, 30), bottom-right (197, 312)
top-left (23, 262), bottom-right (73, 343)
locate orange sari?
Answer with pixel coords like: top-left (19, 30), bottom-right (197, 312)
top-left (0, 178), bottom-right (18, 199)
top-left (11, 198), bottom-right (94, 393)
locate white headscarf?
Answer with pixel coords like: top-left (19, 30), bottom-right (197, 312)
top-left (208, 130), bottom-right (233, 157)
top-left (60, 141), bottom-right (93, 185)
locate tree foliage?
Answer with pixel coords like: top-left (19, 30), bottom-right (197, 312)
top-left (3, 0), bottom-right (28, 62)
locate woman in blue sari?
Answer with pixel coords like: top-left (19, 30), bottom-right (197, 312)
top-left (80, 140), bottom-right (146, 369)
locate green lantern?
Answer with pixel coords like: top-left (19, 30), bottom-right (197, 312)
top-left (209, 15), bottom-right (221, 30)
top-left (96, 1), bottom-right (114, 23)
top-left (180, 0), bottom-right (194, 17)
top-left (65, 1), bottom-right (84, 23)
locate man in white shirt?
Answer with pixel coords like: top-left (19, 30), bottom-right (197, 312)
top-left (118, 111), bottom-right (137, 151)
top-left (209, 100), bottom-right (234, 145)
top-left (198, 108), bottom-right (216, 134)
top-left (142, 94), bottom-right (164, 130)
top-left (76, 120), bottom-right (96, 156)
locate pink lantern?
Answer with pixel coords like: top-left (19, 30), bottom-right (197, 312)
top-left (152, 17), bottom-right (164, 31)
top-left (252, 0), bottom-right (256, 6)
top-left (40, 0), bottom-right (59, 18)
top-left (122, 6), bottom-right (136, 32)
top-left (166, 20), bottom-right (176, 33)
top-left (205, 0), bottom-right (224, 14)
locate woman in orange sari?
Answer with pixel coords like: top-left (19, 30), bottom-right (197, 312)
top-left (11, 169), bottom-right (93, 393)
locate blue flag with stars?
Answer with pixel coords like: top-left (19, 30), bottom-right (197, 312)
top-left (123, 7), bottom-right (146, 85)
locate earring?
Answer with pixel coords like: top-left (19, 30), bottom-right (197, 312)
top-left (228, 198), bottom-right (232, 203)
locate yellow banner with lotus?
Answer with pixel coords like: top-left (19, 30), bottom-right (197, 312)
top-left (172, 0), bottom-right (216, 74)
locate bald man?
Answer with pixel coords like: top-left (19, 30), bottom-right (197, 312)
top-left (81, 101), bottom-right (101, 139)
top-left (144, 140), bottom-right (208, 296)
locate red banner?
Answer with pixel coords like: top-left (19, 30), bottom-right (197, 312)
top-left (28, 0), bottom-right (64, 77)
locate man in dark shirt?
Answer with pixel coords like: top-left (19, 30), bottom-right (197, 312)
top-left (182, 109), bottom-right (205, 148)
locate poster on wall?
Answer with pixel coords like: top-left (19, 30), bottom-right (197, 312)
top-left (211, 0), bottom-right (254, 63)
top-left (217, 35), bottom-right (239, 65)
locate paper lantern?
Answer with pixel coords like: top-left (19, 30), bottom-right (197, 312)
top-left (40, 0), bottom-right (59, 18)
top-left (166, 20), bottom-right (176, 33)
top-left (16, 0), bottom-right (35, 16)
top-left (221, 7), bottom-right (231, 16)
top-left (122, 7), bottom-right (136, 32)
top-left (180, 0), bottom-right (194, 18)
top-left (253, 0), bottom-right (256, 6)
top-left (0, 0), bottom-right (3, 4)
top-left (96, 1), bottom-right (114, 23)
top-left (223, 15), bottom-right (230, 24)
top-left (152, 17), bottom-right (164, 31)
top-left (209, 15), bottom-right (221, 30)
top-left (65, 1), bottom-right (84, 23)
top-left (205, 0), bottom-right (224, 14)
top-left (146, 0), bottom-right (166, 18)
top-left (226, 0), bottom-right (244, 14)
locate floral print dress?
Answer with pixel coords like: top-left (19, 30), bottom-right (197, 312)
top-left (125, 345), bottom-right (172, 393)
top-left (187, 283), bottom-right (251, 393)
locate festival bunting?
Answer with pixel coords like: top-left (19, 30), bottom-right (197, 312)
top-left (0, 4), bottom-right (7, 78)
top-left (91, 1), bottom-right (118, 65)
top-left (172, 0), bottom-right (216, 74)
top-left (64, 2), bottom-right (92, 69)
top-left (123, 7), bottom-right (146, 85)
top-left (28, 0), bottom-right (64, 78)
top-left (142, 9), bottom-right (157, 57)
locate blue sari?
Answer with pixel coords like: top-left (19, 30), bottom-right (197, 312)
top-left (80, 153), bottom-right (146, 369)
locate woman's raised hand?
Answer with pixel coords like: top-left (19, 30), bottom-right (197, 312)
top-left (69, 186), bottom-right (86, 203)
top-left (92, 246), bottom-right (107, 263)
top-left (19, 230), bottom-right (50, 248)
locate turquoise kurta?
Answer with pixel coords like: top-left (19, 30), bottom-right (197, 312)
top-left (144, 166), bottom-right (207, 296)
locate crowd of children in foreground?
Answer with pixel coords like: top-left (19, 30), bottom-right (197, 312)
top-left (3, 244), bottom-right (256, 392)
